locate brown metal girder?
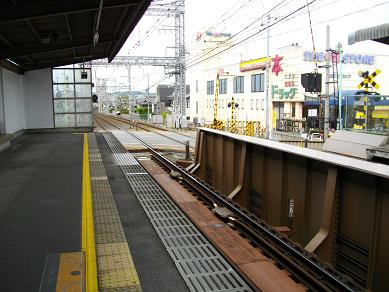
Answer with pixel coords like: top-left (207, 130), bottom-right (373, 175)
top-left (305, 167), bottom-right (338, 253)
top-left (282, 152), bottom-right (288, 226)
top-left (367, 177), bottom-right (382, 289)
top-left (214, 133), bottom-right (224, 191)
top-left (228, 142), bottom-right (246, 199)
top-left (189, 131), bottom-right (203, 173)
top-left (303, 159), bottom-right (312, 244)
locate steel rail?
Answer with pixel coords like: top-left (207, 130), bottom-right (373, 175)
top-left (96, 114), bottom-right (195, 150)
top-left (94, 115), bottom-right (362, 291)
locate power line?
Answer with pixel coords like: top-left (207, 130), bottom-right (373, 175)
top-left (186, 0), bottom-right (291, 64)
top-left (235, 0), bottom-right (388, 48)
top-left (128, 0), bottom-right (184, 55)
top-left (187, 0), bottom-right (318, 69)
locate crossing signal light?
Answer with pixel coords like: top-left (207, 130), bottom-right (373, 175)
top-left (92, 94), bottom-right (98, 103)
top-left (301, 73), bottom-right (322, 93)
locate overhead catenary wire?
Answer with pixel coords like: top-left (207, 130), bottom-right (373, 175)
top-left (128, 0), bottom-right (184, 55)
top-left (186, 0), bottom-right (291, 64)
top-left (186, 0), bottom-right (319, 69)
top-left (306, 0), bottom-right (318, 71)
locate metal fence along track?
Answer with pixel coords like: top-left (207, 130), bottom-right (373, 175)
top-left (102, 131), bottom-right (252, 292)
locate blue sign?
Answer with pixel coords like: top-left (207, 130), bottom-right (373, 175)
top-left (303, 51), bottom-right (374, 65)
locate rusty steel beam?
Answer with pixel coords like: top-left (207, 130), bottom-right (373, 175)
top-left (305, 167), bottom-right (337, 255)
top-left (228, 143), bottom-right (246, 199)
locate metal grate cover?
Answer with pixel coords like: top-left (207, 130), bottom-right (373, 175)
top-left (103, 132), bottom-right (252, 292)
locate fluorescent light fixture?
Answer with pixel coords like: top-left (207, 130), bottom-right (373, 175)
top-left (5, 59), bottom-right (20, 67)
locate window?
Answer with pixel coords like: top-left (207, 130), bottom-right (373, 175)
top-left (251, 73), bottom-right (264, 92)
top-left (256, 99), bottom-right (259, 110)
top-left (196, 101), bottom-right (198, 114)
top-left (292, 102), bottom-right (296, 117)
top-left (196, 80), bottom-right (199, 93)
top-left (233, 76), bottom-right (244, 93)
top-left (219, 78), bottom-right (227, 94)
top-left (207, 80), bottom-right (214, 95)
top-left (251, 99), bottom-right (254, 109)
top-left (52, 65), bottom-right (92, 128)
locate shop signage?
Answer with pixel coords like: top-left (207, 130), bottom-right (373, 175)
top-left (271, 54), bottom-right (283, 76)
top-left (284, 73), bottom-right (299, 87)
top-left (271, 85), bottom-right (297, 99)
top-left (239, 57), bottom-right (268, 72)
top-left (196, 31), bottom-right (232, 40)
top-left (303, 51), bottom-right (374, 65)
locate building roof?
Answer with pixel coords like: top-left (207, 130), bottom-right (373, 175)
top-left (0, 0), bottom-right (151, 73)
top-left (348, 23), bottom-right (389, 45)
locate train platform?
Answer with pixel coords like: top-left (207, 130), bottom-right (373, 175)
top-left (0, 131), bottom-right (254, 292)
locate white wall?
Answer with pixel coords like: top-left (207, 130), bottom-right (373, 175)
top-left (23, 68), bottom-right (54, 129)
top-left (2, 68), bottom-right (24, 134)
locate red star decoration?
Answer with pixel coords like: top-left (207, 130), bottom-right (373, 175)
top-left (271, 54), bottom-right (283, 76)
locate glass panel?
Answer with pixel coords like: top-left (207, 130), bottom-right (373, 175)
top-left (76, 113), bottom-right (92, 127)
top-left (76, 99), bottom-right (92, 112)
top-left (54, 99), bottom-right (75, 113)
top-left (53, 84), bottom-right (74, 98)
top-left (75, 84), bottom-right (91, 97)
top-left (55, 114), bottom-right (75, 127)
top-left (75, 69), bottom-right (92, 83)
top-left (53, 69), bottom-right (74, 83)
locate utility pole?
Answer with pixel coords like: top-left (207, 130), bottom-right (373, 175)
top-left (127, 65), bottom-right (131, 112)
top-left (324, 25), bottom-right (330, 140)
top-left (265, 14), bottom-right (270, 139)
top-left (146, 74), bottom-right (150, 122)
top-left (337, 42), bottom-right (343, 130)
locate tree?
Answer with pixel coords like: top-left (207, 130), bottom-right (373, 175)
top-left (115, 95), bottom-right (129, 113)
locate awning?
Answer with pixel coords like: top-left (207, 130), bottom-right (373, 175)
top-left (348, 23), bottom-right (389, 45)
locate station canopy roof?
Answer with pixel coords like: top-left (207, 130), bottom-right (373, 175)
top-left (0, 0), bottom-right (151, 72)
top-left (348, 23), bottom-right (389, 45)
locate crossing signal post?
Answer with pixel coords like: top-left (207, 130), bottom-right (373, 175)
top-left (354, 70), bottom-right (381, 130)
top-left (301, 73), bottom-right (322, 93)
top-left (227, 96), bottom-right (239, 133)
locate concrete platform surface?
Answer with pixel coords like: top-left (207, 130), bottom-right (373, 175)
top-left (0, 133), bottom-right (83, 292)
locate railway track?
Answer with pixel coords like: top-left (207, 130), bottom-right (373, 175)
top-left (94, 114), bottom-right (363, 292)
top-left (95, 113), bottom-right (196, 150)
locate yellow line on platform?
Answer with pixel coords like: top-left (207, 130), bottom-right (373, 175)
top-left (82, 133), bottom-right (98, 292)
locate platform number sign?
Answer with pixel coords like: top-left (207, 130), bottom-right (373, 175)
top-left (357, 69), bottom-right (380, 93)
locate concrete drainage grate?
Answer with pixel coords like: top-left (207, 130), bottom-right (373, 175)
top-left (103, 132), bottom-right (252, 292)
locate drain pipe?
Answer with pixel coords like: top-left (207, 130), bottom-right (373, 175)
top-left (228, 143), bottom-right (246, 199)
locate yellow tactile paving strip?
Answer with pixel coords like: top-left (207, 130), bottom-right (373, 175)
top-left (82, 133), bottom-right (98, 292)
top-left (88, 133), bottom-right (142, 291)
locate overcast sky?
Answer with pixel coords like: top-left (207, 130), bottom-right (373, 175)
top-left (95, 0), bottom-right (389, 92)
